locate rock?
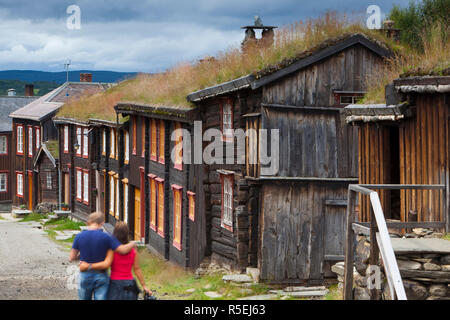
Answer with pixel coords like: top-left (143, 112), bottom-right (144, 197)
top-left (403, 280), bottom-right (428, 300)
top-left (411, 258), bottom-right (432, 263)
top-left (246, 267), bottom-right (260, 282)
top-left (426, 296), bottom-right (450, 300)
top-left (429, 284), bottom-right (447, 297)
top-left (203, 284), bottom-right (212, 289)
top-left (355, 239), bottom-right (370, 275)
top-left (354, 287), bottom-right (370, 300)
top-left (204, 291), bottom-right (222, 298)
top-left (284, 290), bottom-right (328, 298)
top-left (186, 288), bottom-right (196, 293)
top-left (413, 228), bottom-right (427, 236)
top-left (440, 255), bottom-right (450, 264)
top-left (354, 273), bottom-right (367, 287)
top-left (331, 262), bottom-right (345, 276)
top-left (222, 274), bottom-right (253, 283)
top-left (238, 294), bottom-right (277, 300)
top-left (397, 260), bottom-right (422, 270)
top-left (284, 286), bottom-right (326, 292)
top-left (423, 262), bottom-right (441, 271)
top-left (441, 265), bottom-right (450, 271)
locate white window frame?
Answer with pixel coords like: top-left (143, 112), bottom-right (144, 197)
top-left (110, 175), bottom-right (115, 215)
top-left (222, 101), bottom-right (233, 141)
top-left (83, 128), bottom-right (89, 157)
top-left (125, 131), bottom-right (130, 162)
top-left (124, 183), bottom-right (129, 223)
top-left (17, 125), bottom-right (23, 154)
top-left (64, 125), bottom-right (69, 152)
top-left (76, 170), bottom-right (82, 201)
top-left (46, 172), bottom-right (52, 190)
top-left (17, 173), bottom-right (23, 196)
top-left (0, 136), bottom-right (7, 154)
top-left (110, 128), bottom-right (115, 158)
top-left (35, 127), bottom-right (40, 150)
top-left (28, 127), bottom-right (33, 157)
top-left (102, 129), bottom-right (106, 154)
top-left (115, 178), bottom-right (119, 218)
top-left (221, 175), bottom-right (233, 230)
top-left (83, 171), bottom-right (89, 204)
top-left (0, 173), bottom-right (7, 192)
top-left (76, 127), bottom-right (82, 156)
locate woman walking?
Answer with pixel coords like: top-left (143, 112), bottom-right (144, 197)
top-left (79, 222), bottom-right (151, 300)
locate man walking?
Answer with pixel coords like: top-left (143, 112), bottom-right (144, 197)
top-left (69, 212), bottom-right (135, 300)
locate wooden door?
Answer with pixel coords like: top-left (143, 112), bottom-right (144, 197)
top-left (134, 188), bottom-right (141, 241)
top-left (64, 173), bottom-right (70, 205)
top-left (28, 173), bottom-right (32, 210)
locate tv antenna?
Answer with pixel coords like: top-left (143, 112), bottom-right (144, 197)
top-left (64, 59), bottom-right (71, 103)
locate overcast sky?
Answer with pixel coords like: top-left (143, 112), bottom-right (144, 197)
top-left (0, 0), bottom-right (411, 73)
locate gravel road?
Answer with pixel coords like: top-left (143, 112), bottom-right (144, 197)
top-left (0, 214), bottom-right (78, 300)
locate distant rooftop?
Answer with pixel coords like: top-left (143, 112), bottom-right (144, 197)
top-left (0, 95), bottom-right (38, 132)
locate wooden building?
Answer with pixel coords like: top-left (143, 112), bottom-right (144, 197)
top-left (0, 92), bottom-right (37, 211)
top-left (10, 76), bottom-right (110, 211)
top-left (344, 75), bottom-right (450, 232)
top-left (115, 103), bottom-right (207, 268)
top-left (33, 141), bottom-right (59, 205)
top-left (186, 32), bottom-right (393, 283)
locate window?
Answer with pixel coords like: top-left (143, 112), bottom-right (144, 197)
top-left (172, 185), bottom-right (182, 250)
top-left (16, 125), bottom-right (23, 155)
top-left (0, 172), bottom-right (7, 192)
top-left (157, 178), bottom-right (164, 237)
top-left (35, 127), bottom-right (40, 150)
top-left (0, 136), bottom-right (7, 154)
top-left (102, 129), bottom-right (106, 155)
top-left (340, 96), bottom-right (363, 105)
top-left (115, 177), bottom-right (119, 219)
top-left (158, 120), bottom-right (165, 164)
top-left (16, 172), bottom-right (23, 197)
top-left (149, 175), bottom-right (157, 230)
top-left (221, 174), bottom-right (233, 231)
top-left (28, 126), bottom-right (33, 157)
top-left (46, 172), bottom-right (52, 190)
top-left (151, 119), bottom-right (157, 161)
top-left (125, 131), bottom-right (130, 163)
top-left (83, 128), bottom-right (89, 158)
top-left (124, 182), bottom-right (129, 223)
top-left (132, 117), bottom-right (137, 155)
top-left (110, 128), bottom-right (115, 158)
top-left (221, 99), bottom-right (233, 142)
top-left (76, 169), bottom-right (82, 201)
top-left (188, 191), bottom-right (195, 221)
top-left (83, 170), bottom-right (89, 204)
top-left (64, 125), bottom-right (69, 153)
top-left (141, 118), bottom-right (145, 158)
top-left (174, 122), bottom-right (182, 170)
top-left (76, 127), bottom-right (82, 156)
top-left (109, 175), bottom-right (115, 216)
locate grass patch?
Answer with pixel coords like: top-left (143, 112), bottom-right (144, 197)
top-left (443, 234), bottom-right (450, 241)
top-left (19, 212), bottom-right (47, 222)
top-left (44, 217), bottom-right (84, 230)
top-left (0, 215), bottom-right (5, 220)
top-left (323, 284), bottom-right (342, 300)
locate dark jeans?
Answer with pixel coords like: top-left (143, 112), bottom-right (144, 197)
top-left (78, 271), bottom-right (109, 300)
top-left (107, 279), bottom-right (140, 300)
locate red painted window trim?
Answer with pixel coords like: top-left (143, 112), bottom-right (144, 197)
top-left (16, 124), bottom-right (24, 155)
top-left (158, 120), bottom-right (165, 164)
top-left (27, 125), bottom-right (33, 158)
top-left (156, 177), bottom-right (165, 237)
top-left (148, 174), bottom-right (157, 231)
top-left (150, 119), bottom-right (157, 161)
top-left (171, 185), bottom-right (182, 251)
top-left (173, 122), bottom-right (183, 171)
top-left (220, 98), bottom-right (234, 143)
top-left (0, 170), bottom-right (8, 193)
top-left (75, 167), bottom-right (82, 202)
top-left (0, 135), bottom-right (8, 156)
top-left (187, 191), bottom-right (195, 221)
top-left (34, 126), bottom-right (40, 150)
top-left (221, 173), bottom-right (234, 232)
top-left (76, 126), bottom-right (82, 157)
top-left (63, 125), bottom-right (69, 153)
top-left (16, 171), bottom-right (23, 197)
top-left (82, 169), bottom-right (89, 205)
top-left (141, 118), bottom-right (145, 158)
top-left (82, 128), bottom-right (89, 159)
top-left (132, 116), bottom-right (137, 155)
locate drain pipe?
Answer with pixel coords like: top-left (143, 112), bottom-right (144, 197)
top-left (57, 124), bottom-right (62, 210)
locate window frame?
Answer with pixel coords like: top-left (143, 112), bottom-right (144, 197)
top-left (0, 135), bottom-right (8, 155)
top-left (76, 168), bottom-right (82, 202)
top-left (109, 174), bottom-right (115, 216)
top-left (173, 122), bottom-right (183, 171)
top-left (82, 169), bottom-right (89, 205)
top-left (16, 124), bottom-right (24, 155)
top-left (110, 128), bottom-right (116, 159)
top-left (123, 181), bottom-right (129, 224)
top-left (0, 171), bottom-right (8, 193)
top-left (221, 173), bottom-right (234, 232)
top-left (156, 177), bottom-right (165, 237)
top-left (35, 126), bottom-right (40, 151)
top-left (63, 125), bottom-right (69, 153)
top-left (82, 128), bottom-right (89, 159)
top-left (124, 130), bottom-right (130, 163)
top-left (76, 126), bottom-right (82, 157)
top-left (172, 184), bottom-right (183, 251)
top-left (132, 116), bottom-right (137, 155)
top-left (150, 119), bottom-right (157, 161)
top-left (102, 129), bottom-right (106, 155)
top-left (27, 125), bottom-right (33, 158)
top-left (141, 118), bottom-right (145, 158)
top-left (220, 98), bottom-right (234, 142)
top-left (148, 174), bottom-right (157, 231)
top-left (46, 172), bottom-right (52, 190)
top-left (158, 120), bottom-right (165, 164)
top-left (16, 171), bottom-right (23, 197)
top-left (187, 191), bottom-right (195, 221)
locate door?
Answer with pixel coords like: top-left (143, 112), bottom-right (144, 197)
top-left (134, 188), bottom-right (141, 241)
top-left (28, 173), bottom-right (33, 210)
top-left (64, 173), bottom-right (70, 205)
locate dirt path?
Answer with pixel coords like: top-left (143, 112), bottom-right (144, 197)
top-left (0, 214), bottom-right (78, 300)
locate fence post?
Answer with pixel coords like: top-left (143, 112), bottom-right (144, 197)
top-left (343, 188), bottom-right (356, 300)
top-left (369, 204), bottom-right (380, 300)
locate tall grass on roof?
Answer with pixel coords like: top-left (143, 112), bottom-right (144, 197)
top-left (362, 21), bottom-right (450, 104)
top-left (58, 11), bottom-right (397, 121)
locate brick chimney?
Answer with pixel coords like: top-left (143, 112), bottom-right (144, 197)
top-left (80, 73), bottom-right (93, 82)
top-left (241, 17), bottom-right (277, 51)
top-left (25, 84), bottom-right (34, 96)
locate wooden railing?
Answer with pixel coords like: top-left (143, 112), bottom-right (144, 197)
top-left (344, 184), bottom-right (446, 300)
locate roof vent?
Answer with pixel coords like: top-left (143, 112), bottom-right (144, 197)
top-left (7, 89), bottom-right (16, 96)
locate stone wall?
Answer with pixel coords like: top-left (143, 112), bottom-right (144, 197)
top-left (334, 234), bottom-right (450, 300)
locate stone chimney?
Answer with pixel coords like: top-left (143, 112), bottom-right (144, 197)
top-left (241, 17), bottom-right (277, 51)
top-left (381, 20), bottom-right (401, 43)
top-left (7, 89), bottom-right (16, 96)
top-left (80, 73), bottom-right (93, 82)
top-left (25, 84), bottom-right (34, 97)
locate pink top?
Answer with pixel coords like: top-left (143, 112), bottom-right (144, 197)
top-left (110, 248), bottom-right (136, 280)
